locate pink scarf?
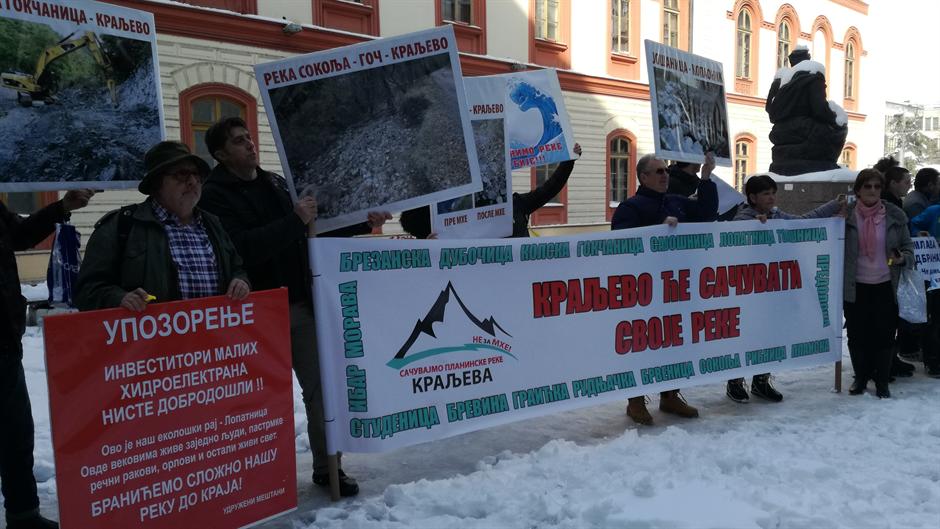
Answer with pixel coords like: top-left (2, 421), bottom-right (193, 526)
top-left (855, 200), bottom-right (886, 258)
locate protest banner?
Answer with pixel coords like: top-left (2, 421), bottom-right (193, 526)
top-left (502, 68), bottom-right (577, 170)
top-left (254, 25), bottom-right (481, 233)
top-left (645, 40), bottom-right (732, 167)
top-left (43, 290), bottom-right (295, 529)
top-left (432, 74), bottom-right (513, 238)
top-left (913, 236), bottom-right (940, 291)
top-left (310, 218), bottom-right (844, 452)
top-left (0, 0), bottom-right (164, 191)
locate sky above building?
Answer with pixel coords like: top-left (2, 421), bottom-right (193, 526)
top-left (871, 0), bottom-right (940, 105)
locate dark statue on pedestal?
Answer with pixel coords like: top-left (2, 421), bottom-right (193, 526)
top-left (765, 47), bottom-right (848, 175)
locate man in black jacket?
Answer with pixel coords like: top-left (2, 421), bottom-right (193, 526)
top-left (511, 143), bottom-right (581, 237)
top-left (2, 190), bottom-right (93, 529)
top-left (199, 117), bottom-right (389, 497)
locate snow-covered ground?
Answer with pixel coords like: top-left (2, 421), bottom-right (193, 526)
top-left (6, 293), bottom-right (940, 529)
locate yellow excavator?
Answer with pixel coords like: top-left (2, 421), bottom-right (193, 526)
top-left (1, 30), bottom-right (118, 107)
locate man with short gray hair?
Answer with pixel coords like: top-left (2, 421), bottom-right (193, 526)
top-left (611, 152), bottom-right (718, 425)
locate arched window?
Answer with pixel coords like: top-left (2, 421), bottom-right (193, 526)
top-left (606, 129), bottom-right (637, 220)
top-left (179, 84), bottom-right (258, 166)
top-left (844, 42), bottom-right (855, 99)
top-left (530, 162), bottom-right (566, 226)
top-left (841, 144), bottom-right (856, 170)
top-left (734, 134), bottom-right (756, 191)
top-left (735, 11), bottom-right (752, 79)
top-left (662, 0), bottom-right (679, 48)
top-left (777, 21), bottom-right (790, 69)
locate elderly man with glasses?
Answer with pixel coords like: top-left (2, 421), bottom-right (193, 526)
top-left (76, 141), bottom-right (249, 312)
top-left (610, 152), bottom-right (718, 426)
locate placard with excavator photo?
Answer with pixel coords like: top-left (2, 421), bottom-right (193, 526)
top-left (0, 0), bottom-right (164, 191)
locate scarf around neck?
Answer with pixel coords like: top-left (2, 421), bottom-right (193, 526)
top-left (855, 199), bottom-right (886, 258)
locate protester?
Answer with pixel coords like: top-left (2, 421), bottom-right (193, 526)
top-left (399, 205), bottom-right (433, 239)
top-left (907, 197), bottom-right (940, 377)
top-left (843, 169), bottom-right (913, 398)
top-left (75, 141), bottom-right (249, 312)
top-left (879, 165), bottom-right (918, 377)
top-left (2, 189), bottom-right (93, 529)
top-left (903, 167), bottom-right (939, 220)
top-left (511, 143), bottom-right (581, 237)
top-left (665, 158), bottom-right (739, 220)
top-left (611, 152), bottom-right (717, 425)
top-left (198, 117), bottom-right (390, 497)
top-left (726, 174), bottom-right (844, 402)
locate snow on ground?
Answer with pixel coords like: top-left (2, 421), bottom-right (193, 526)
top-left (6, 319), bottom-right (940, 529)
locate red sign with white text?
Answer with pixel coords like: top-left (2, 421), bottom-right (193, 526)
top-left (43, 289), bottom-right (296, 529)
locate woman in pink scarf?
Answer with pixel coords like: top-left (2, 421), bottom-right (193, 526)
top-left (843, 169), bottom-right (914, 398)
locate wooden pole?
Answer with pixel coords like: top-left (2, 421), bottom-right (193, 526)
top-left (834, 360), bottom-right (842, 393)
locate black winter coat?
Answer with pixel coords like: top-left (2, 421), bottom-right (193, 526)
top-left (199, 165), bottom-right (370, 303)
top-left (610, 179), bottom-right (718, 230)
top-left (1, 199), bottom-right (67, 358)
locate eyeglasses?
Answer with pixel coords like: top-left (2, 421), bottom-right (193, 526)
top-left (861, 183), bottom-right (882, 190)
top-left (645, 168), bottom-right (668, 175)
top-left (166, 168), bottom-right (203, 184)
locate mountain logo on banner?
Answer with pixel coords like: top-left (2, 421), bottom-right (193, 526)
top-left (387, 282), bottom-right (515, 369)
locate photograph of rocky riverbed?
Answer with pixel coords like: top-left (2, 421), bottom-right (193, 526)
top-left (268, 53), bottom-right (476, 221)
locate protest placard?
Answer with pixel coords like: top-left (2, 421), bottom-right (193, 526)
top-left (502, 68), bottom-right (577, 170)
top-left (310, 218), bottom-right (844, 452)
top-left (913, 236), bottom-right (940, 291)
top-left (432, 74), bottom-right (513, 238)
top-left (255, 25), bottom-right (481, 233)
top-left (645, 40), bottom-right (732, 167)
top-left (43, 290), bottom-right (295, 529)
top-left (0, 0), bottom-right (164, 191)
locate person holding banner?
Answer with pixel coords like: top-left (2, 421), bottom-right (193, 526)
top-left (843, 169), bottom-right (914, 398)
top-left (198, 117), bottom-right (391, 497)
top-left (908, 191), bottom-right (940, 378)
top-left (725, 174), bottom-right (845, 403)
top-left (75, 141), bottom-right (250, 312)
top-left (512, 143), bottom-right (582, 237)
top-left (2, 188), bottom-right (94, 529)
top-left (611, 153), bottom-right (717, 425)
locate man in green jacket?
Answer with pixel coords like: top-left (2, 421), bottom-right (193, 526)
top-left (76, 141), bottom-right (249, 311)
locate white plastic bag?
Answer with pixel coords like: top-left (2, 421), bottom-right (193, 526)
top-left (898, 268), bottom-right (927, 324)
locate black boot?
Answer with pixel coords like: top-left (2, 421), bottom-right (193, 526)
top-left (891, 355), bottom-right (915, 377)
top-left (849, 378), bottom-right (868, 395)
top-left (313, 469), bottom-right (360, 497)
top-left (726, 378), bottom-right (749, 403)
top-left (751, 374), bottom-right (783, 402)
top-left (926, 363), bottom-right (940, 378)
top-left (875, 382), bottom-right (891, 399)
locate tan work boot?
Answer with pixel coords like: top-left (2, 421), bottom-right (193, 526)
top-left (659, 390), bottom-right (699, 418)
top-left (626, 396), bottom-right (653, 425)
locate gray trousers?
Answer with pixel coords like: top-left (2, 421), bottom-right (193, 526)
top-left (289, 302), bottom-right (338, 474)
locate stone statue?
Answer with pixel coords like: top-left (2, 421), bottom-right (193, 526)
top-left (765, 47), bottom-right (848, 175)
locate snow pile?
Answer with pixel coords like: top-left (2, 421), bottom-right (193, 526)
top-left (8, 311), bottom-right (940, 529)
top-left (775, 59), bottom-right (826, 88)
top-left (828, 100), bottom-right (849, 127)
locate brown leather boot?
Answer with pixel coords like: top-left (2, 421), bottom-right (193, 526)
top-left (626, 396), bottom-right (653, 425)
top-left (659, 390), bottom-right (699, 418)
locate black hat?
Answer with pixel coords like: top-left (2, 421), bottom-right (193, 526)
top-left (139, 141), bottom-right (210, 195)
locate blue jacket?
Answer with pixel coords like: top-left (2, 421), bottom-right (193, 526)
top-left (610, 179), bottom-right (718, 229)
top-left (910, 203), bottom-right (940, 239)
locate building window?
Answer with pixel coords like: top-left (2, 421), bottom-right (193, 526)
top-left (610, 137), bottom-right (631, 204)
top-left (841, 144), bottom-right (856, 169)
top-left (926, 117), bottom-right (940, 131)
top-left (662, 0), bottom-right (679, 48)
top-left (535, 0), bottom-right (559, 41)
top-left (611, 0), bottom-right (630, 54)
top-left (844, 42), bottom-right (855, 99)
top-left (315, 0), bottom-right (380, 36)
top-left (530, 162), bottom-right (566, 226)
top-left (179, 84), bottom-right (257, 166)
top-left (734, 138), bottom-right (754, 191)
top-left (777, 21), bottom-right (790, 69)
top-left (442, 0), bottom-right (472, 24)
top-left (736, 11), bottom-right (751, 79)
top-left (436, 0), bottom-right (486, 53)
top-left (529, 0), bottom-right (569, 68)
